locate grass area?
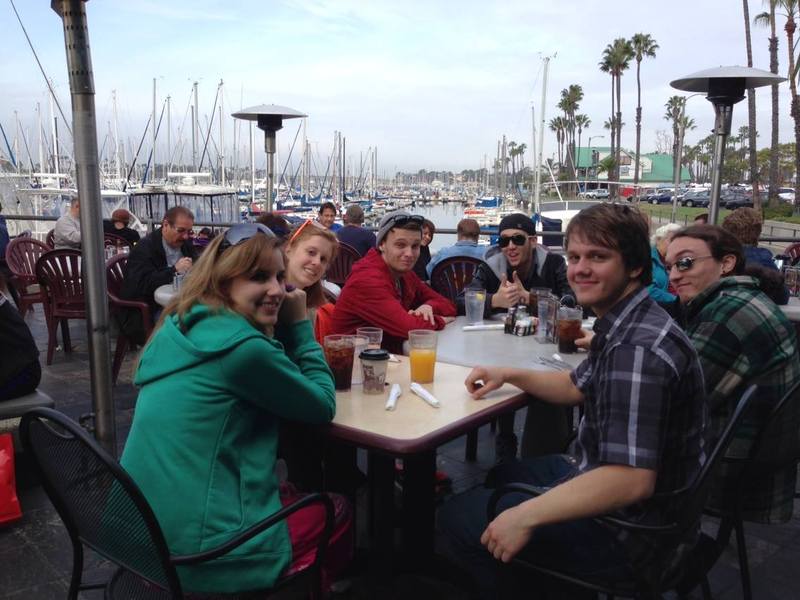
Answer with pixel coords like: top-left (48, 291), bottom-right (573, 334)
top-left (636, 203), bottom-right (726, 226)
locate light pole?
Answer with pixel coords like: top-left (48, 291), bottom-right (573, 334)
top-left (587, 135), bottom-right (604, 191)
top-left (232, 105), bottom-right (306, 212)
top-left (671, 66), bottom-right (785, 224)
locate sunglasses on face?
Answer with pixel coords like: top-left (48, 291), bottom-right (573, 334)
top-left (666, 255), bottom-right (713, 272)
top-left (498, 234), bottom-right (528, 248)
top-left (218, 223), bottom-right (276, 253)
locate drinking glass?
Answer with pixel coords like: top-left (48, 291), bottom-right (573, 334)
top-left (350, 335), bottom-right (369, 385)
top-left (536, 294), bottom-right (558, 343)
top-left (464, 289), bottom-right (486, 325)
top-left (556, 306), bottom-right (583, 353)
top-left (408, 329), bottom-right (437, 384)
top-left (356, 327), bottom-right (383, 350)
top-left (323, 334), bottom-right (356, 390)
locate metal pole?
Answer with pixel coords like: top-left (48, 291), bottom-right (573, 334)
top-left (53, 0), bottom-right (116, 455)
top-left (709, 102), bottom-right (733, 225)
top-left (671, 100), bottom-right (686, 223)
top-left (152, 77), bottom-right (156, 181)
top-left (219, 80), bottom-right (225, 187)
top-left (534, 55), bottom-right (550, 214)
top-left (265, 130), bottom-right (275, 212)
top-left (192, 81), bottom-right (199, 171)
top-left (249, 122), bottom-right (255, 205)
top-left (166, 95), bottom-right (171, 176)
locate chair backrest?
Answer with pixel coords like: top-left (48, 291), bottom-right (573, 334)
top-left (106, 253), bottom-right (128, 301)
top-left (104, 233), bottom-right (132, 250)
top-left (19, 408), bottom-right (182, 594)
top-left (429, 256), bottom-right (485, 303)
top-left (326, 242), bottom-right (361, 287)
top-left (46, 229), bottom-right (55, 249)
top-left (35, 249), bottom-right (85, 310)
top-left (745, 379), bottom-right (800, 471)
top-left (5, 237), bottom-right (51, 285)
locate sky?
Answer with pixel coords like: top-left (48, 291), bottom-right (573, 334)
top-left (0, 0), bottom-right (795, 175)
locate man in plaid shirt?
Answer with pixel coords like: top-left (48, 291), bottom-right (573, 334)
top-left (667, 225), bottom-right (800, 524)
top-left (439, 204), bottom-right (708, 598)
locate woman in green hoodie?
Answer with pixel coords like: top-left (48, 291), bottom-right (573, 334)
top-left (121, 223), bottom-right (349, 594)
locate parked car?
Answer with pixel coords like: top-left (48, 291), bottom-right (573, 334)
top-left (721, 189), bottom-right (753, 210)
top-left (681, 190), bottom-right (711, 208)
top-left (583, 188), bottom-right (609, 199)
top-left (647, 192), bottom-right (674, 205)
top-left (778, 187), bottom-right (796, 203)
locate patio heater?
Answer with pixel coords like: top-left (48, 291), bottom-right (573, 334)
top-left (670, 66), bottom-right (785, 224)
top-left (232, 105), bottom-right (306, 213)
top-left (51, 0), bottom-right (116, 455)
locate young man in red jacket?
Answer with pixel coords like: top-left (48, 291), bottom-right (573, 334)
top-left (331, 212), bottom-right (456, 353)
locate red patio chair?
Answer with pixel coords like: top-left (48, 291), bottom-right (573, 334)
top-left (429, 255), bottom-right (485, 306)
top-left (106, 254), bottom-right (153, 385)
top-left (45, 229), bottom-right (55, 249)
top-left (104, 232), bottom-right (132, 252)
top-left (5, 237), bottom-right (50, 314)
top-left (35, 249), bottom-right (85, 365)
top-left (785, 242), bottom-right (800, 266)
top-left (326, 242), bottom-right (361, 287)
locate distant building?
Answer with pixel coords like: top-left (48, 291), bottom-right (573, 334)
top-left (575, 147), bottom-right (690, 189)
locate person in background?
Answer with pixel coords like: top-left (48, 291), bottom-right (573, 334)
top-left (53, 196), bottom-right (81, 249)
top-left (120, 206), bottom-right (198, 343)
top-left (0, 273), bottom-right (41, 402)
top-left (317, 201), bottom-right (342, 232)
top-left (439, 204), bottom-right (707, 599)
top-left (257, 212), bottom-right (293, 240)
top-left (103, 208), bottom-right (141, 246)
top-left (426, 218), bottom-right (486, 278)
top-left (0, 202), bottom-right (9, 259)
top-left (647, 222), bottom-right (681, 306)
top-left (694, 213), bottom-right (709, 225)
top-left (467, 213), bottom-right (572, 319)
top-left (336, 204), bottom-right (376, 256)
top-left (412, 219), bottom-right (435, 280)
top-left (331, 211), bottom-right (455, 354)
top-left (667, 225), bottom-right (800, 525)
top-left (120, 223), bottom-right (351, 595)
top-left (196, 227), bottom-right (213, 240)
top-left (285, 219), bottom-right (339, 324)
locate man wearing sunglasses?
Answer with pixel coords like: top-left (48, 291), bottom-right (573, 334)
top-left (121, 206), bottom-right (199, 342)
top-left (466, 213), bottom-right (572, 318)
top-left (331, 211), bottom-right (456, 354)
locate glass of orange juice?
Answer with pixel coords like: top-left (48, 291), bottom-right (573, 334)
top-left (408, 330), bottom-right (437, 383)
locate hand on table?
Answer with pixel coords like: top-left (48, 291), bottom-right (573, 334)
top-left (575, 328), bottom-right (594, 350)
top-left (464, 366), bottom-right (505, 399)
top-left (408, 303), bottom-right (436, 325)
top-left (175, 256), bottom-right (193, 274)
top-left (481, 504), bottom-right (535, 563)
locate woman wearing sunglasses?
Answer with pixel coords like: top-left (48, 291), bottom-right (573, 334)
top-left (666, 224), bottom-right (800, 524)
top-left (120, 223), bottom-right (351, 595)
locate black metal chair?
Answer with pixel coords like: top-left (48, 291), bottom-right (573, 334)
top-left (20, 407), bottom-right (335, 599)
top-left (487, 385), bottom-right (758, 599)
top-left (326, 242), bottom-right (361, 287)
top-left (429, 256), bottom-right (484, 309)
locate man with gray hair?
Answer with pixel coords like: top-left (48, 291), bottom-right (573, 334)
top-left (336, 203), bottom-right (376, 256)
top-left (54, 197), bottom-right (82, 249)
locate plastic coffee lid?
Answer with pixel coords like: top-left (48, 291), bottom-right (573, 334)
top-left (360, 348), bottom-right (390, 361)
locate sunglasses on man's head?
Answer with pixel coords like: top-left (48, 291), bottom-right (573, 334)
top-left (498, 234), bottom-right (528, 248)
top-left (384, 214), bottom-right (425, 228)
top-left (218, 223), bottom-right (276, 253)
top-left (665, 255), bottom-right (713, 272)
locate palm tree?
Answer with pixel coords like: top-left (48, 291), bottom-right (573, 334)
top-left (600, 38), bottom-right (634, 198)
top-left (665, 96), bottom-right (687, 186)
top-left (575, 114), bottom-right (591, 186)
top-left (549, 117), bottom-right (566, 170)
top-left (776, 1), bottom-right (800, 197)
top-left (630, 33), bottom-right (659, 200)
top-left (756, 1), bottom-right (782, 207)
top-left (743, 0), bottom-right (761, 208)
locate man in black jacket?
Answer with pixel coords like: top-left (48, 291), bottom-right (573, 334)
top-left (120, 206), bottom-right (197, 341)
top-left (465, 213), bottom-right (572, 317)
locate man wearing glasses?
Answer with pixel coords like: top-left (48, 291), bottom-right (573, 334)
top-left (331, 211), bottom-right (456, 354)
top-left (467, 213), bottom-right (572, 318)
top-left (121, 206), bottom-right (198, 341)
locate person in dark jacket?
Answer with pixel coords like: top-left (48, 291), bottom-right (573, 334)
top-left (103, 208), bottom-right (141, 246)
top-left (465, 213), bottom-right (573, 317)
top-left (0, 274), bottom-right (41, 401)
top-left (336, 204), bottom-right (376, 256)
top-left (120, 206), bottom-right (197, 342)
top-left (412, 219), bottom-right (435, 280)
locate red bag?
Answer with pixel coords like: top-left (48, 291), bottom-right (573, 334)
top-left (0, 433), bottom-right (22, 525)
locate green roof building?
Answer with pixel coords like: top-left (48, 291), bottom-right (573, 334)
top-left (575, 147), bottom-right (690, 186)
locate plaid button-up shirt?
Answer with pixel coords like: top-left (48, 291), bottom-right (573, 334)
top-left (685, 276), bottom-right (800, 523)
top-left (570, 287), bottom-right (708, 568)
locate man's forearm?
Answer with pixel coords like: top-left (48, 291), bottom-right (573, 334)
top-left (515, 464), bottom-right (657, 530)
top-left (502, 368), bottom-right (583, 405)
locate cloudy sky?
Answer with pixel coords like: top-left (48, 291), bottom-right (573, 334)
top-left (0, 0), bottom-right (794, 174)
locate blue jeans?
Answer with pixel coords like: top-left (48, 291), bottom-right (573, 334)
top-left (437, 455), bottom-right (633, 600)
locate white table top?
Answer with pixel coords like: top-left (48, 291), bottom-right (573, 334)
top-left (436, 315), bottom-right (588, 371)
top-left (154, 284), bottom-right (176, 307)
top-left (781, 297), bottom-right (800, 322)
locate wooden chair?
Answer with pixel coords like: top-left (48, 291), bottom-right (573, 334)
top-left (5, 237), bottom-right (50, 314)
top-left (326, 242), bottom-right (361, 287)
top-left (106, 254), bottom-right (153, 385)
top-left (35, 249), bottom-right (85, 365)
top-left (20, 407), bottom-right (335, 600)
top-left (429, 256), bottom-right (484, 308)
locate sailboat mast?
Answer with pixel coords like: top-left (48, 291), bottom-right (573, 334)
top-left (112, 90), bottom-right (121, 182)
top-left (49, 84), bottom-right (60, 177)
top-left (192, 81), bottom-right (199, 171)
top-left (219, 80), bottom-right (225, 186)
top-left (165, 95), bottom-right (171, 176)
top-left (534, 55), bottom-right (551, 215)
top-left (301, 117), bottom-right (307, 200)
top-left (152, 78), bottom-right (157, 181)
top-left (37, 102), bottom-right (44, 173)
top-left (249, 122), bottom-right (255, 204)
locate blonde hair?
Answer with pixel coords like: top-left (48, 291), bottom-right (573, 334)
top-left (155, 232), bottom-right (284, 332)
top-left (650, 222), bottom-right (682, 246)
top-left (286, 220), bottom-right (339, 309)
